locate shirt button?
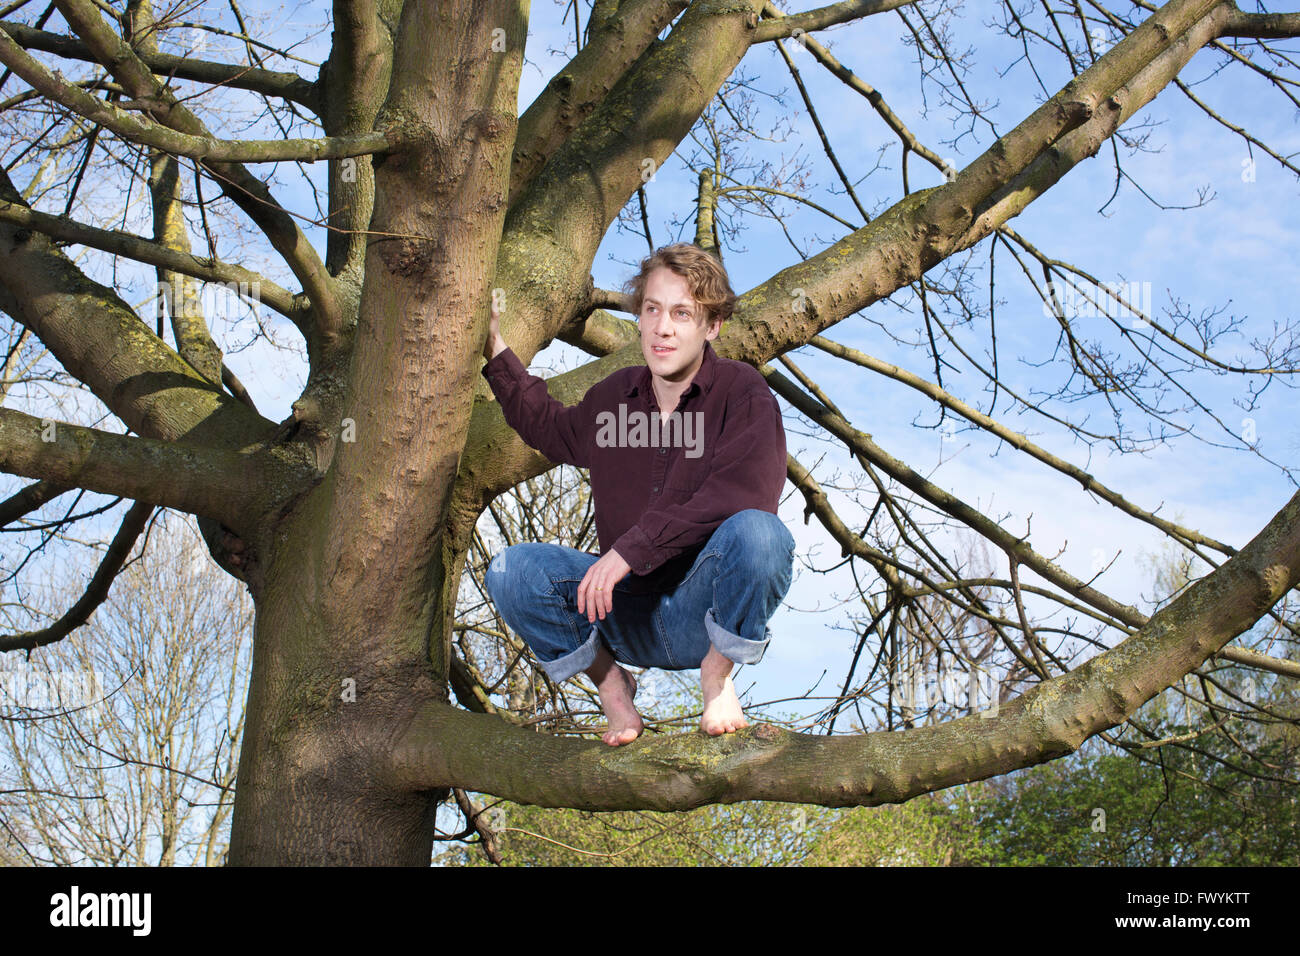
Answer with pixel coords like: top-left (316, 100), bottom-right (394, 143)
top-left (652, 486), bottom-right (660, 492)
top-left (643, 563), bottom-right (651, 570)
top-left (659, 448), bottom-right (666, 455)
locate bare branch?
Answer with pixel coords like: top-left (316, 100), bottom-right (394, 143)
top-left (49, 0), bottom-right (344, 357)
top-left (0, 197), bottom-right (303, 322)
top-left (0, 19), bottom-right (320, 108)
top-left (0, 499), bottom-right (152, 652)
top-left (753, 0), bottom-right (917, 43)
top-left (0, 478), bottom-right (70, 526)
top-left (0, 31), bottom-right (392, 162)
top-left (760, 358), bottom-right (1144, 628)
top-left (1216, 646), bottom-right (1300, 680)
top-left (804, 333), bottom-right (1239, 558)
top-left (769, 36), bottom-right (869, 221)
top-left (766, 9), bottom-right (947, 179)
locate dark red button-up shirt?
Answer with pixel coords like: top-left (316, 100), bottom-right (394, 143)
top-left (482, 339), bottom-right (787, 593)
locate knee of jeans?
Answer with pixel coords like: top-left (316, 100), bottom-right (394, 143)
top-left (486, 546), bottom-right (521, 602)
top-left (723, 510), bottom-right (795, 560)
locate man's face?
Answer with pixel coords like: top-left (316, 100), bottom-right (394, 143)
top-left (637, 266), bottom-right (721, 389)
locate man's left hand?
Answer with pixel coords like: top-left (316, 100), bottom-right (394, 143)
top-left (577, 549), bottom-right (632, 622)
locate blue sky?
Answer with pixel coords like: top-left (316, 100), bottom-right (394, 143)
top-left (3, 1), bottom-right (1297, 732)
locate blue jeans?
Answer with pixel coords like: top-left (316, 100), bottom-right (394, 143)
top-left (485, 509), bottom-right (795, 682)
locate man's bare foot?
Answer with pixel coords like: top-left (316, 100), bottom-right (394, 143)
top-left (597, 666), bottom-right (643, 746)
top-left (700, 645), bottom-right (748, 736)
top-left (586, 645), bottom-right (643, 746)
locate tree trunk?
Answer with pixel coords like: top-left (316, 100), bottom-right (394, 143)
top-left (227, 486), bottom-right (459, 865)
top-left (225, 0), bottom-right (524, 864)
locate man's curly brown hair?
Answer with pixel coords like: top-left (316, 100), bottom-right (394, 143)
top-left (623, 243), bottom-right (737, 327)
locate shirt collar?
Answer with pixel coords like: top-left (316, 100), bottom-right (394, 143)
top-left (624, 340), bottom-right (719, 400)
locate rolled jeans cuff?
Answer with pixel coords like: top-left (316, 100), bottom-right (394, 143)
top-left (536, 624), bottom-right (601, 683)
top-left (705, 608), bottom-right (770, 666)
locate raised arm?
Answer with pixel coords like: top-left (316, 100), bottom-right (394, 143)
top-left (480, 302), bottom-right (593, 468)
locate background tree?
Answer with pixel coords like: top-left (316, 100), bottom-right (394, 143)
top-left (0, 0), bottom-right (1297, 865)
top-left (0, 509), bottom-right (250, 865)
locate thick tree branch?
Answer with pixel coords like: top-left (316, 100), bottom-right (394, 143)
top-left (508, 0), bottom-right (688, 207)
top-left (148, 156), bottom-right (221, 382)
top-left (0, 407), bottom-right (281, 526)
top-left (1219, 8), bottom-right (1300, 38)
top-left (0, 19), bottom-right (321, 109)
top-left (495, 0), bottom-right (766, 365)
top-left (695, 167), bottom-right (721, 250)
top-left (385, 488), bottom-right (1300, 807)
top-left (560, 306), bottom-right (639, 355)
top-left (130, 2), bottom-right (221, 389)
top-left (0, 167), bottom-right (278, 456)
top-left (319, 0), bottom-right (402, 281)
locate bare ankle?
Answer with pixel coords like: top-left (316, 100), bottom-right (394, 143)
top-left (700, 646), bottom-right (734, 686)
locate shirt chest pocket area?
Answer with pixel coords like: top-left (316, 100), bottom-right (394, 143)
top-left (664, 444), bottom-right (715, 494)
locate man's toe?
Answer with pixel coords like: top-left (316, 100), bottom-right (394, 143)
top-left (604, 726), bottom-right (637, 746)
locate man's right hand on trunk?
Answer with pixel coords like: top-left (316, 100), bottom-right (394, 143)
top-left (483, 300), bottom-right (506, 360)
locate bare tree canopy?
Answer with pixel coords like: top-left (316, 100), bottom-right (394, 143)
top-left (1, 511), bottom-right (248, 866)
top-left (0, 0), bottom-right (1297, 864)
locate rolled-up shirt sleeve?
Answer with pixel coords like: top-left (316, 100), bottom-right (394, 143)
top-left (481, 347), bottom-right (592, 468)
top-left (612, 385), bottom-right (786, 575)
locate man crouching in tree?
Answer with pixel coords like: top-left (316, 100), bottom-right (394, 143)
top-left (481, 243), bottom-right (794, 746)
